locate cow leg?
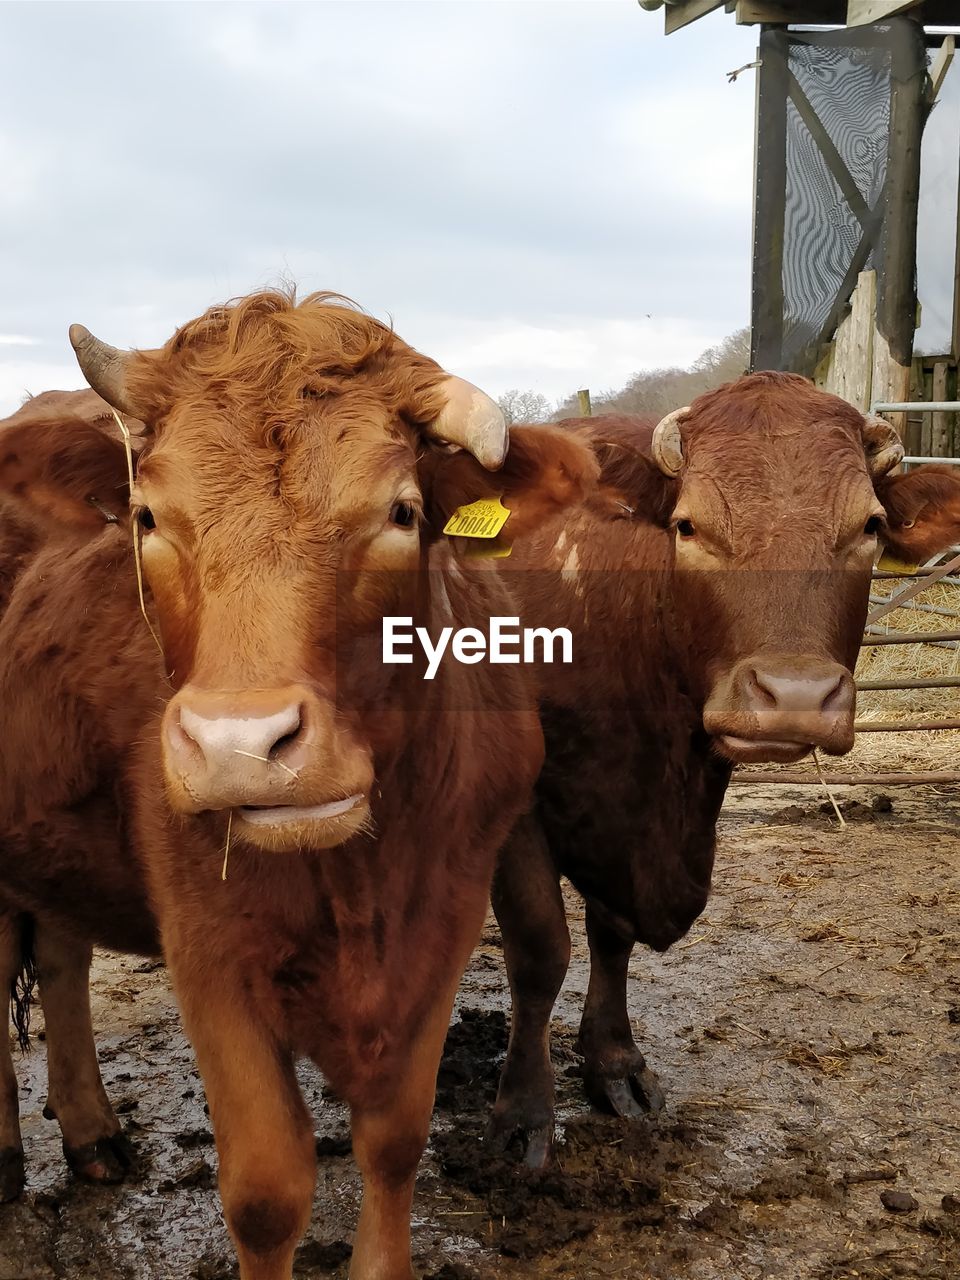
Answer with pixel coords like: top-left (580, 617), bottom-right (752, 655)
top-left (576, 903), bottom-right (664, 1118)
top-left (349, 974), bottom-right (464, 1280)
top-left (35, 924), bottom-right (133, 1182)
top-left (0, 908), bottom-right (25, 1201)
top-left (488, 815), bottom-right (570, 1168)
top-left (177, 990), bottom-right (316, 1280)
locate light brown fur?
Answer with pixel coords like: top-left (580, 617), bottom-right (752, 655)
top-left (0, 291), bottom-right (597, 1278)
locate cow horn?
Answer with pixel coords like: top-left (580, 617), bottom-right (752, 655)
top-left (652, 406), bottom-right (688, 476)
top-left (862, 413), bottom-right (904, 478)
top-left (425, 376), bottom-right (508, 471)
top-left (68, 324), bottom-right (142, 418)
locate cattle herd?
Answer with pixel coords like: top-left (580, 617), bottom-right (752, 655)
top-left (0, 287), bottom-right (958, 1280)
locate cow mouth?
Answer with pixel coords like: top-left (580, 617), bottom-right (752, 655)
top-left (236, 794), bottom-right (366, 827)
top-left (715, 735), bottom-right (813, 765)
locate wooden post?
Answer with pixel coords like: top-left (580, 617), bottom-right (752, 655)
top-left (823, 271), bottom-right (875, 410)
top-left (872, 331), bottom-right (912, 443)
top-left (752, 29), bottom-right (789, 370)
top-left (874, 19), bottom-right (927, 442)
top-left (906, 358), bottom-right (924, 455)
top-left (577, 389), bottom-right (592, 417)
top-left (932, 362), bottom-right (950, 456)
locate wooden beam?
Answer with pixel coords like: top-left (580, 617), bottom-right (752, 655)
top-left (787, 73), bottom-right (872, 228)
top-left (735, 1), bottom-right (843, 23)
top-left (751, 29), bottom-right (789, 370)
top-left (929, 35), bottom-right (956, 103)
top-left (876, 24), bottom-right (927, 372)
top-left (932, 362), bottom-right (951, 455)
top-left (846, 1), bottom-right (921, 27)
top-left (872, 330), bottom-right (912, 440)
top-left (824, 271), bottom-right (876, 411)
top-left (664, 0), bottom-right (724, 35)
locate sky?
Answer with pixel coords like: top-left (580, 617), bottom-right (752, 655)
top-left (0, 0), bottom-right (757, 416)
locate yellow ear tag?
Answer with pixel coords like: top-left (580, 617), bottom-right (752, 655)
top-left (443, 496), bottom-right (511, 540)
top-left (878, 550), bottom-right (919, 574)
top-left (464, 542), bottom-right (513, 560)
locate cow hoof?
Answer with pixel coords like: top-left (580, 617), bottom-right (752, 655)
top-left (64, 1132), bottom-right (136, 1184)
top-left (583, 1055), bottom-right (666, 1119)
top-left (485, 1110), bottom-right (555, 1170)
top-left (0, 1147), bottom-right (25, 1202)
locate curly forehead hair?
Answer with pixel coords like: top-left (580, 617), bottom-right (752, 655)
top-left (125, 287), bottom-right (449, 428)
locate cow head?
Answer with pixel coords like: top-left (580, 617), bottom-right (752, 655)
top-left (0, 391), bottom-right (141, 533)
top-left (648, 372), bottom-right (901, 765)
top-left (70, 290), bottom-right (595, 851)
top-left (875, 464), bottom-right (960, 564)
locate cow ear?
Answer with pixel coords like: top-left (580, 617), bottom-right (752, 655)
top-left (423, 424), bottom-right (599, 542)
top-left (0, 419), bottom-right (131, 531)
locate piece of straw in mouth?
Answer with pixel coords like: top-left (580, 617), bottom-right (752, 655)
top-left (111, 409), bottom-right (163, 658)
top-left (233, 749), bottom-right (299, 779)
top-left (221, 810), bottom-right (234, 882)
top-left (813, 748), bottom-right (846, 827)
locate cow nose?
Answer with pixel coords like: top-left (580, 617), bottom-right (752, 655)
top-left (741, 657), bottom-right (855, 749)
top-left (748, 666), bottom-right (847, 719)
top-left (163, 686), bottom-right (310, 809)
top-left (177, 701), bottom-right (303, 766)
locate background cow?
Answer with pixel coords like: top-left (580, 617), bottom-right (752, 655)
top-left (876, 463), bottom-right (960, 564)
top-left (487, 373), bottom-right (906, 1166)
top-left (0, 391), bottom-right (147, 1196)
top-left (0, 290), bottom-right (597, 1280)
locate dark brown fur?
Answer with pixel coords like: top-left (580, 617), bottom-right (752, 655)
top-left (488, 372), bottom-right (903, 1163)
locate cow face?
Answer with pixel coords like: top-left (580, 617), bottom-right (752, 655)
top-left (70, 291), bottom-right (596, 852)
top-left (651, 373), bottom-right (900, 765)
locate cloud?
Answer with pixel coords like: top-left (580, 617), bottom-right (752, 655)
top-left (419, 314), bottom-right (722, 403)
top-left (0, 1), bottom-right (757, 415)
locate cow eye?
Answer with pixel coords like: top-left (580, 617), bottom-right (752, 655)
top-left (864, 515), bottom-right (882, 536)
top-left (137, 506), bottom-right (156, 531)
top-left (676, 518), bottom-right (696, 538)
top-left (389, 500), bottom-right (418, 529)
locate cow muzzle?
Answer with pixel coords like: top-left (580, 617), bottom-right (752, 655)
top-left (161, 684), bottom-right (374, 850)
top-left (703, 654), bottom-right (856, 764)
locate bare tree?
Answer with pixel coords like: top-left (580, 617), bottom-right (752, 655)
top-left (553, 327), bottom-right (750, 422)
top-left (497, 388), bottom-right (553, 426)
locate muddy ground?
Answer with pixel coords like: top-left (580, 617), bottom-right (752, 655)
top-left (2, 782), bottom-right (960, 1280)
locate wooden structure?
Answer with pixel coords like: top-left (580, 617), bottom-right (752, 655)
top-left (640, 1), bottom-right (960, 458)
top-left (641, 1), bottom-right (960, 788)
top-left (639, 2), bottom-right (960, 36)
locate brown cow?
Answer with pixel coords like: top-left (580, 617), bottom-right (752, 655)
top-left (876, 462), bottom-right (960, 564)
top-left (0, 391), bottom-right (150, 1198)
top-left (0, 290), bottom-right (598, 1279)
top-left (486, 374), bottom-right (905, 1165)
